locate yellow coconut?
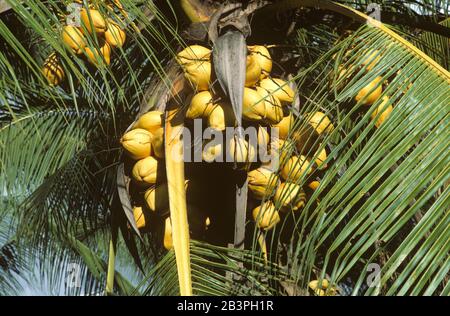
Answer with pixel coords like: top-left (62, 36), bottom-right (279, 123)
top-left (308, 111), bottom-right (334, 135)
top-left (249, 45), bottom-right (272, 79)
top-left (272, 113), bottom-right (294, 139)
top-left (61, 25), bottom-right (86, 54)
top-left (207, 102), bottom-right (234, 131)
top-left (187, 90), bottom-right (215, 119)
top-left (309, 279), bottom-right (337, 296)
top-left (144, 183), bottom-right (169, 212)
top-left (184, 61), bottom-right (211, 91)
top-left (228, 136), bottom-right (257, 163)
top-left (176, 45), bottom-right (211, 66)
top-left (133, 206), bottom-right (147, 230)
top-left (120, 128), bottom-right (152, 160)
top-left (314, 147), bottom-right (328, 169)
top-left (245, 55), bottom-right (262, 87)
top-left (355, 76), bottom-right (383, 105)
top-left (257, 125), bottom-right (270, 152)
top-left (308, 181), bottom-right (320, 191)
top-left (259, 78), bottom-right (295, 104)
top-left (163, 217), bottom-right (173, 250)
top-left (151, 127), bottom-right (164, 159)
top-left (248, 167), bottom-right (280, 200)
top-left (252, 201), bottom-right (280, 230)
top-left (256, 86), bottom-right (283, 124)
top-left (84, 42), bottom-right (111, 66)
top-left (131, 156), bottom-right (160, 186)
top-left (80, 8), bottom-right (107, 34)
top-left (273, 182), bottom-right (306, 211)
top-left (361, 49), bottom-right (380, 71)
top-left (242, 87), bottom-right (266, 122)
top-left (270, 137), bottom-right (295, 167)
top-left (105, 19), bottom-right (126, 47)
top-left (42, 53), bottom-right (65, 86)
top-left (134, 110), bottom-right (163, 133)
top-left (202, 139), bottom-right (223, 163)
top-left (371, 96), bottom-right (393, 128)
top-left (281, 155), bottom-right (311, 182)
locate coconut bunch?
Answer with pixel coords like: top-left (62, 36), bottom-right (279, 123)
top-left (42, 0), bottom-right (127, 86)
top-left (120, 110), bottom-right (210, 250)
top-left (337, 47), bottom-right (393, 128)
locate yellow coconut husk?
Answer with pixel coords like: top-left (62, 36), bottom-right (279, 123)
top-left (371, 96), bottom-right (393, 128)
top-left (80, 8), bottom-right (107, 34)
top-left (273, 182), bottom-right (306, 211)
top-left (131, 156), bottom-right (160, 186)
top-left (202, 139), bottom-right (223, 162)
top-left (314, 146), bottom-right (328, 169)
top-left (105, 19), bottom-right (126, 47)
top-left (207, 102), bottom-right (234, 131)
top-left (176, 45), bottom-right (211, 66)
top-left (248, 167), bottom-right (280, 200)
top-left (256, 87), bottom-right (283, 124)
top-left (187, 90), bottom-right (215, 119)
top-left (151, 127), bottom-right (165, 159)
top-left (120, 128), bottom-right (152, 160)
top-left (259, 78), bottom-right (295, 104)
top-left (144, 182), bottom-right (169, 212)
top-left (248, 45), bottom-right (272, 79)
top-left (228, 136), bottom-right (257, 164)
top-left (281, 155), bottom-right (311, 182)
top-left (269, 137), bottom-right (295, 167)
top-left (84, 42), bottom-right (111, 66)
top-left (271, 113), bottom-right (294, 139)
top-left (164, 217), bottom-right (173, 250)
top-left (42, 53), bottom-right (65, 86)
top-left (242, 87), bottom-right (266, 122)
top-left (307, 111), bottom-right (334, 135)
top-left (252, 201), bottom-right (280, 230)
top-left (61, 25), bottom-right (86, 54)
top-left (355, 76), bottom-right (383, 105)
top-left (184, 61), bottom-right (211, 91)
top-left (134, 110), bottom-right (163, 133)
top-left (308, 181), bottom-right (320, 191)
top-left (257, 125), bottom-right (270, 153)
top-left (133, 206), bottom-right (147, 230)
top-left (245, 55), bottom-right (262, 87)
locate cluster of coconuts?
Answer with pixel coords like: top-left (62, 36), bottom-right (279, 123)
top-left (120, 111), bottom-right (211, 250)
top-left (42, 0), bottom-right (127, 86)
top-left (338, 48), bottom-right (393, 128)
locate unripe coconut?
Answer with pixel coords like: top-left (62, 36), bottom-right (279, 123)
top-left (105, 19), bottom-right (126, 47)
top-left (355, 76), bottom-right (383, 105)
top-left (184, 61), bottom-right (211, 91)
top-left (42, 53), bottom-right (65, 86)
top-left (228, 136), bottom-right (257, 163)
top-left (133, 206), bottom-right (147, 230)
top-left (248, 167), bottom-right (280, 200)
top-left (248, 45), bottom-right (272, 79)
top-left (131, 156), bottom-right (160, 186)
top-left (164, 217), bottom-right (173, 250)
top-left (242, 88), bottom-right (266, 122)
top-left (308, 111), bottom-right (334, 134)
top-left (84, 42), bottom-right (111, 66)
top-left (281, 155), bottom-right (311, 182)
top-left (245, 55), bottom-right (262, 87)
top-left (272, 113), bottom-right (294, 139)
top-left (176, 45), bottom-right (211, 66)
top-left (202, 139), bottom-right (223, 162)
top-left (207, 102), bottom-right (234, 131)
top-left (61, 25), bottom-right (86, 54)
top-left (134, 110), bottom-right (163, 133)
top-left (252, 201), bottom-right (280, 230)
top-left (187, 90), bottom-right (215, 119)
top-left (371, 96), bottom-right (393, 128)
top-left (151, 127), bottom-right (164, 159)
top-left (121, 128), bottom-right (152, 160)
top-left (80, 8), bottom-right (107, 34)
top-left (256, 87), bottom-right (283, 124)
top-left (273, 182), bottom-right (306, 211)
top-left (259, 78), bottom-right (295, 104)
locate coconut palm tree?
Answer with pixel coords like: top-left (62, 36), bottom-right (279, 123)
top-left (0, 0), bottom-right (448, 296)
